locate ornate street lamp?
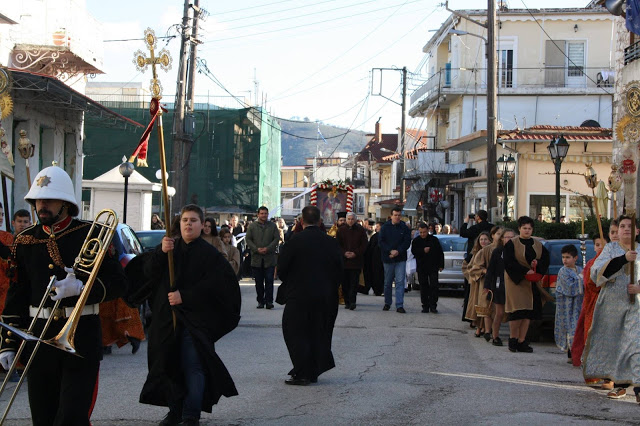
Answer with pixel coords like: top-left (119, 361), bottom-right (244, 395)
top-left (547, 135), bottom-right (569, 223)
top-left (119, 156), bottom-right (135, 224)
top-left (497, 154), bottom-right (516, 220)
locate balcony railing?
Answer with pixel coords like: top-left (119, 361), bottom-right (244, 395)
top-left (625, 41), bottom-right (640, 65)
top-left (410, 66), bottom-right (614, 110)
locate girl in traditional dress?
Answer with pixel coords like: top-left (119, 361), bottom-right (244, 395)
top-left (469, 226), bottom-right (503, 341)
top-left (484, 228), bottom-right (516, 346)
top-left (583, 216), bottom-right (640, 402)
top-left (504, 216), bottom-right (550, 353)
top-left (465, 231), bottom-right (492, 336)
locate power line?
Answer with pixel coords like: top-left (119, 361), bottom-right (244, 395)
top-left (273, 0), bottom-right (413, 99)
top-left (325, 93), bottom-right (371, 159)
top-left (212, 0), bottom-right (296, 16)
top-left (204, 0), bottom-right (425, 43)
top-left (216, 0), bottom-right (339, 24)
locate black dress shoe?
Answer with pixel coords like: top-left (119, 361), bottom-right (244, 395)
top-left (344, 303), bottom-right (350, 309)
top-left (430, 307), bottom-right (438, 314)
top-left (266, 303), bottom-right (274, 310)
top-left (516, 340), bottom-right (534, 353)
top-left (177, 419), bottom-right (199, 426)
top-left (349, 304), bottom-right (356, 310)
top-left (257, 303), bottom-right (265, 309)
top-left (285, 377), bottom-right (311, 386)
top-left (129, 337), bottom-right (141, 354)
top-left (383, 304), bottom-right (390, 311)
top-left (421, 307), bottom-right (429, 313)
top-left (396, 307), bottom-right (406, 313)
top-left (158, 412), bottom-right (180, 426)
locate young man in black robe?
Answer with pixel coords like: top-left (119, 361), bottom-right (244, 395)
top-left (411, 222), bottom-right (445, 313)
top-left (276, 205), bottom-right (343, 385)
top-left (140, 204), bottom-right (241, 426)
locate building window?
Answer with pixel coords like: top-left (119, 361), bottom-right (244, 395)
top-left (498, 49), bottom-right (513, 88)
top-left (567, 42), bottom-right (585, 77)
top-left (356, 194), bottom-right (365, 215)
top-left (293, 197), bottom-right (301, 210)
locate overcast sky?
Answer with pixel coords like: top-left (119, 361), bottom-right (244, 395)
top-left (87, 0), bottom-right (593, 134)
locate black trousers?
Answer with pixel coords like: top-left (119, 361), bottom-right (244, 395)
top-left (27, 343), bottom-right (100, 426)
top-left (418, 269), bottom-right (439, 309)
top-left (342, 269), bottom-right (360, 305)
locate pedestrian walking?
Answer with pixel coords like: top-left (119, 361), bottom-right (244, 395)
top-left (138, 204), bottom-right (241, 425)
top-left (336, 212), bottom-right (368, 310)
top-left (362, 222), bottom-right (384, 296)
top-left (0, 165), bottom-right (127, 425)
top-left (379, 206), bottom-right (412, 313)
top-left (246, 206), bottom-right (280, 309)
top-left (411, 222), bottom-right (444, 313)
top-left (276, 206), bottom-right (342, 385)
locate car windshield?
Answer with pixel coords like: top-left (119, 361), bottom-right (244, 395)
top-left (436, 236), bottom-right (468, 252)
top-left (137, 232), bottom-right (164, 250)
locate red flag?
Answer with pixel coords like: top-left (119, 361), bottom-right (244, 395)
top-left (129, 108), bottom-right (160, 167)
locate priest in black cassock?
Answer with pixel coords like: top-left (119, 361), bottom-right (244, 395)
top-left (276, 205), bottom-right (343, 385)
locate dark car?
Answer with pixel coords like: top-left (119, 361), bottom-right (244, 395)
top-left (135, 229), bottom-right (166, 253)
top-left (113, 223), bottom-right (144, 267)
top-left (528, 238), bottom-right (596, 340)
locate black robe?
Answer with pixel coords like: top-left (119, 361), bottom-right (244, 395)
top-left (126, 237), bottom-right (241, 412)
top-left (276, 226), bottom-right (343, 380)
top-left (361, 232), bottom-right (384, 295)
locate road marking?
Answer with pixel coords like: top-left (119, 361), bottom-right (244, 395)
top-left (430, 371), bottom-right (592, 392)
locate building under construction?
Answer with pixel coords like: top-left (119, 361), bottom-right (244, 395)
top-left (83, 84), bottom-right (281, 217)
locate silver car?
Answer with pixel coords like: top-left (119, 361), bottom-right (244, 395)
top-left (435, 234), bottom-right (467, 289)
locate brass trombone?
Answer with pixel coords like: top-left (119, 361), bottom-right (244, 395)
top-left (0, 209), bottom-right (118, 424)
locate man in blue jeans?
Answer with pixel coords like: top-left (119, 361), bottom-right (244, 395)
top-left (246, 206), bottom-right (281, 309)
top-left (378, 206), bottom-right (412, 313)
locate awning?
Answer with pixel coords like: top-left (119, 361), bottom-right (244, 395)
top-left (519, 152), bottom-right (611, 164)
top-left (10, 69), bottom-right (143, 130)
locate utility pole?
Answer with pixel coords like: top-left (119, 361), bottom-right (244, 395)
top-left (171, 0), bottom-right (193, 213)
top-left (486, 0), bottom-right (497, 216)
top-left (400, 66), bottom-right (407, 204)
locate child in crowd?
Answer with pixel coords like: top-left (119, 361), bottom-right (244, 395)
top-left (555, 244), bottom-right (583, 361)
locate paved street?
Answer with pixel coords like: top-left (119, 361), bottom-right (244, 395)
top-left (3, 279), bottom-right (640, 425)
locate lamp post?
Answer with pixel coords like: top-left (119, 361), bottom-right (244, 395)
top-left (497, 154), bottom-right (516, 220)
top-left (119, 157), bottom-right (135, 224)
top-left (547, 135), bottom-right (570, 223)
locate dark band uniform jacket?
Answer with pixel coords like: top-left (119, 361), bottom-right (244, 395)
top-left (0, 218), bottom-right (127, 426)
top-left (1, 219), bottom-right (127, 361)
top-left (277, 225), bottom-right (343, 381)
top-left (128, 237), bottom-right (241, 413)
top-left (362, 232), bottom-right (384, 295)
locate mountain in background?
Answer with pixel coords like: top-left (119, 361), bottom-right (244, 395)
top-left (280, 119), bottom-right (370, 166)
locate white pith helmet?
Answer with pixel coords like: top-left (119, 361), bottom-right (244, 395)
top-left (24, 166), bottom-right (79, 217)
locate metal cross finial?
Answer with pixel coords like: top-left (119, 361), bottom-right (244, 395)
top-left (133, 28), bottom-right (172, 100)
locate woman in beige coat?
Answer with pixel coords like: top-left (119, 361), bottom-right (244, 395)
top-left (465, 231), bottom-right (492, 335)
top-left (468, 226), bottom-right (504, 341)
top-left (219, 228), bottom-right (241, 275)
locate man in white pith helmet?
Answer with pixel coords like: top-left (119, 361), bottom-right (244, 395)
top-left (0, 165), bottom-right (127, 425)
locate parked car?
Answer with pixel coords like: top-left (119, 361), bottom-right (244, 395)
top-left (113, 223), bottom-right (144, 267)
top-left (411, 234), bottom-right (467, 290)
top-left (135, 230), bottom-right (166, 252)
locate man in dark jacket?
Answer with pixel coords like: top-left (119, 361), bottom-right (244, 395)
top-left (362, 222), bottom-right (384, 296)
top-left (336, 212), bottom-right (368, 310)
top-left (142, 204), bottom-right (241, 426)
top-left (411, 222), bottom-right (445, 313)
top-left (277, 205), bottom-right (343, 385)
top-left (379, 206), bottom-right (412, 313)
top-left (460, 209), bottom-right (494, 256)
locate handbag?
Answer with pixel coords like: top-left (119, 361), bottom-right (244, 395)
top-left (475, 290), bottom-right (493, 317)
top-left (525, 264), bottom-right (543, 282)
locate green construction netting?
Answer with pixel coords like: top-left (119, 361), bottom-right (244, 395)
top-left (83, 104), bottom-right (281, 213)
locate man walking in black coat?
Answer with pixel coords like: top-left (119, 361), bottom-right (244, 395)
top-left (277, 206), bottom-right (343, 385)
top-left (411, 223), bottom-right (445, 313)
top-left (336, 212), bottom-right (368, 310)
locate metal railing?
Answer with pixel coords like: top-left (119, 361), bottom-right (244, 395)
top-left (410, 66), bottom-right (614, 109)
top-left (625, 41), bottom-right (640, 65)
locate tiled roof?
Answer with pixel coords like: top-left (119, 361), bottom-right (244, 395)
top-left (357, 134), bottom-right (398, 163)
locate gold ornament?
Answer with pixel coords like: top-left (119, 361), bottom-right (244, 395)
top-left (0, 67), bottom-right (12, 96)
top-left (0, 94), bottom-right (12, 120)
top-left (627, 83), bottom-right (640, 117)
top-left (584, 162), bottom-right (598, 189)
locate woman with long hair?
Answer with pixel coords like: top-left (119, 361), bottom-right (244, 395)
top-left (464, 231), bottom-right (492, 335)
top-left (469, 226), bottom-right (504, 341)
top-left (201, 217), bottom-right (224, 253)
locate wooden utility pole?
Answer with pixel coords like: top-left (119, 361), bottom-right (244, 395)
top-left (400, 66), bottom-right (407, 204)
top-left (171, 0), bottom-right (193, 213)
top-left (486, 0), bottom-right (497, 216)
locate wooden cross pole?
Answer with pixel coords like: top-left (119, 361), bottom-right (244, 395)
top-left (133, 28), bottom-right (176, 327)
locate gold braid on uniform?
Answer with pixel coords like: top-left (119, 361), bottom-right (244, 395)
top-left (7, 223), bottom-right (91, 278)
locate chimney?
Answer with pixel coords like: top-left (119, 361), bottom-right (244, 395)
top-left (375, 120), bottom-right (382, 143)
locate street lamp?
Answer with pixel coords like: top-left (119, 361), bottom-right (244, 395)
top-left (448, 29), bottom-right (488, 42)
top-left (547, 135), bottom-right (570, 223)
top-left (497, 154), bottom-right (516, 220)
top-left (119, 156), bottom-right (135, 224)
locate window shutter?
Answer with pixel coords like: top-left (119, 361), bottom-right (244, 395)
top-left (545, 40), bottom-right (566, 87)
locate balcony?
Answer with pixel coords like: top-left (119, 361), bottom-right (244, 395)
top-left (8, 0), bottom-right (104, 81)
top-left (625, 41), bottom-right (640, 66)
top-left (410, 66), bottom-right (614, 114)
